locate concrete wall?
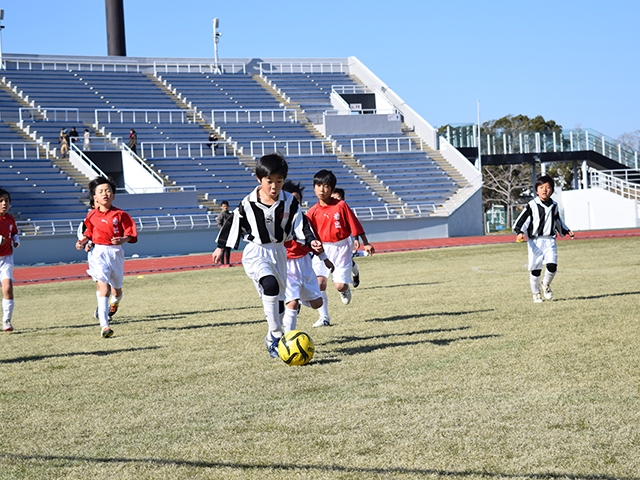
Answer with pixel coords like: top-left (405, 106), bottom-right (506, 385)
top-left (446, 188), bottom-right (485, 237)
top-left (555, 188), bottom-right (640, 231)
top-left (324, 113), bottom-right (402, 137)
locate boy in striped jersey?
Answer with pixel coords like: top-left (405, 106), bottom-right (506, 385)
top-left (212, 154), bottom-right (325, 358)
top-left (513, 175), bottom-right (574, 303)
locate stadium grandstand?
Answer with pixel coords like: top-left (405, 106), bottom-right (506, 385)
top-left (1, 52), bottom-right (483, 264)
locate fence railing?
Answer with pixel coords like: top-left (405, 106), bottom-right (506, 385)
top-left (259, 62), bottom-right (346, 75)
top-left (590, 168), bottom-right (640, 201)
top-left (0, 142), bottom-right (50, 159)
top-left (338, 136), bottom-right (422, 154)
top-left (153, 62), bottom-right (246, 75)
top-left (5, 57), bottom-right (142, 72)
top-left (445, 125), bottom-right (640, 170)
top-left (249, 140), bottom-right (335, 157)
top-left (209, 108), bottom-right (298, 126)
top-left (94, 109), bottom-right (197, 127)
top-left (331, 85), bottom-right (374, 95)
top-left (19, 107), bottom-right (80, 123)
top-left (140, 141), bottom-right (238, 158)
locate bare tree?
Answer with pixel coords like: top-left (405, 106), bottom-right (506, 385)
top-left (618, 130), bottom-right (640, 152)
top-left (482, 164), bottom-right (535, 227)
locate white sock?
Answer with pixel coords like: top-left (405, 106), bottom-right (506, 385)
top-left (97, 296), bottom-right (109, 328)
top-left (543, 270), bottom-right (556, 287)
top-left (262, 295), bottom-right (283, 342)
top-left (317, 290), bottom-right (329, 319)
top-left (2, 299), bottom-right (14, 322)
top-left (110, 293), bottom-right (123, 305)
top-left (529, 274), bottom-right (541, 294)
top-left (283, 307), bottom-right (297, 333)
top-left (352, 260), bottom-right (359, 276)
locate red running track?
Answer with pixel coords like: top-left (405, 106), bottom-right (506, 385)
top-left (14, 228), bottom-right (640, 285)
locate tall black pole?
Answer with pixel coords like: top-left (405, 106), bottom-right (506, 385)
top-left (105, 0), bottom-right (126, 56)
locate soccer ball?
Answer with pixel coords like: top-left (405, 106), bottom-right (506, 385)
top-left (278, 330), bottom-right (315, 366)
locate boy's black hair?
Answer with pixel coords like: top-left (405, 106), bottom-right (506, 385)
top-left (0, 187), bottom-right (11, 203)
top-left (535, 174), bottom-right (555, 194)
top-left (221, 200), bottom-right (229, 206)
top-left (89, 176), bottom-right (117, 198)
top-left (333, 187), bottom-right (345, 200)
top-left (313, 169), bottom-right (337, 190)
top-left (255, 153), bottom-right (288, 180)
top-left (282, 180), bottom-right (305, 200)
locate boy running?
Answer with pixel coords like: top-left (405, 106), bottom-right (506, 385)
top-left (282, 180), bottom-right (334, 332)
top-left (212, 154), bottom-right (325, 358)
top-left (307, 170), bottom-right (374, 327)
top-left (331, 187), bottom-right (361, 287)
top-left (513, 174), bottom-right (574, 303)
top-left (0, 188), bottom-right (20, 332)
top-left (76, 177), bottom-right (138, 337)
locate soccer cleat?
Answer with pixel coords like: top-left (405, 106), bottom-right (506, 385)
top-left (542, 283), bottom-right (553, 300)
top-left (264, 335), bottom-right (280, 359)
top-left (108, 301), bottom-right (119, 318)
top-left (339, 286), bottom-right (352, 305)
top-left (101, 326), bottom-right (114, 338)
top-left (312, 316), bottom-right (331, 328)
top-left (352, 261), bottom-right (360, 288)
top-left (3, 320), bottom-right (14, 332)
top-left (533, 293), bottom-right (543, 303)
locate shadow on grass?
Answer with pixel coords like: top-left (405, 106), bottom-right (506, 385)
top-left (366, 309), bottom-right (494, 322)
top-left (18, 306), bottom-right (261, 333)
top-left (0, 346), bottom-right (162, 364)
top-left (331, 326), bottom-right (473, 345)
top-left (360, 281), bottom-right (442, 290)
top-left (157, 319), bottom-right (264, 332)
top-left (560, 290), bottom-right (640, 301)
top-left (333, 333), bottom-right (501, 356)
top-left (0, 452), bottom-right (630, 480)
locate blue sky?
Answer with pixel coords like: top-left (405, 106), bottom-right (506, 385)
top-left (2, 0), bottom-right (638, 139)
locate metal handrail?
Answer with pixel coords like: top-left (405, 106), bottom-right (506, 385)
top-left (140, 141), bottom-right (238, 158)
top-left (94, 108), bottom-right (198, 127)
top-left (153, 61), bottom-right (246, 75)
top-left (0, 142), bottom-right (50, 159)
top-left (259, 62), bottom-right (346, 75)
top-left (209, 108), bottom-right (297, 126)
top-left (249, 139), bottom-right (335, 157)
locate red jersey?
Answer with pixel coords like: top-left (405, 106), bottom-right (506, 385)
top-left (306, 198), bottom-right (364, 243)
top-left (83, 206), bottom-right (138, 246)
top-left (0, 214), bottom-right (18, 256)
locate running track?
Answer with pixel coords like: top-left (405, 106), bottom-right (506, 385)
top-left (14, 228), bottom-right (640, 285)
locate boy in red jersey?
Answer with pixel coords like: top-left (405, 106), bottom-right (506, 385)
top-left (281, 181), bottom-right (333, 332)
top-left (76, 177), bottom-right (138, 338)
top-left (306, 170), bottom-right (374, 327)
top-left (0, 188), bottom-right (20, 332)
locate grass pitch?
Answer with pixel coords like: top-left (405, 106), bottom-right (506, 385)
top-left (1, 237), bottom-right (639, 479)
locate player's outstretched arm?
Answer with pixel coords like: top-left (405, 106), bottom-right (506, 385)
top-left (360, 233), bottom-right (375, 255)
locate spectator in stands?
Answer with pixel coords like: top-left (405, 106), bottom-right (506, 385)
top-left (0, 188), bottom-right (20, 333)
top-left (69, 126), bottom-right (79, 144)
top-left (207, 131), bottom-right (219, 156)
top-left (75, 176), bottom-right (138, 338)
top-left (128, 129), bottom-right (137, 154)
top-left (59, 128), bottom-right (69, 158)
top-left (331, 187), bottom-right (360, 288)
top-left (83, 129), bottom-right (91, 151)
top-left (514, 175), bottom-right (574, 303)
top-left (215, 200), bottom-right (233, 265)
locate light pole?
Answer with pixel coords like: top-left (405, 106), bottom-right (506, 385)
top-left (0, 10), bottom-right (5, 70)
top-left (212, 18), bottom-right (222, 74)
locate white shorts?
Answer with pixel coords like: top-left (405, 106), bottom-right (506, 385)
top-left (527, 237), bottom-right (558, 271)
top-left (87, 244), bottom-right (125, 289)
top-left (242, 242), bottom-right (287, 300)
top-left (285, 254), bottom-right (322, 304)
top-left (0, 254), bottom-right (14, 282)
top-left (312, 237), bottom-right (353, 285)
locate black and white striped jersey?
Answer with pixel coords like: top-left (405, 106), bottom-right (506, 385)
top-left (513, 197), bottom-right (571, 239)
top-left (216, 187), bottom-right (316, 249)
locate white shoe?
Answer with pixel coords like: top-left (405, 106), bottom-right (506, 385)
top-left (339, 287), bottom-right (352, 305)
top-left (312, 316), bottom-right (331, 328)
top-left (3, 320), bottom-right (14, 332)
top-left (542, 283), bottom-right (553, 300)
top-left (533, 293), bottom-right (543, 303)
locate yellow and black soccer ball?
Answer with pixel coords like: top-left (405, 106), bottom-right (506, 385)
top-left (278, 330), bottom-right (315, 366)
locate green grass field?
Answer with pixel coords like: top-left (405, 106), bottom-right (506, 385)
top-left (1, 237), bottom-right (639, 479)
